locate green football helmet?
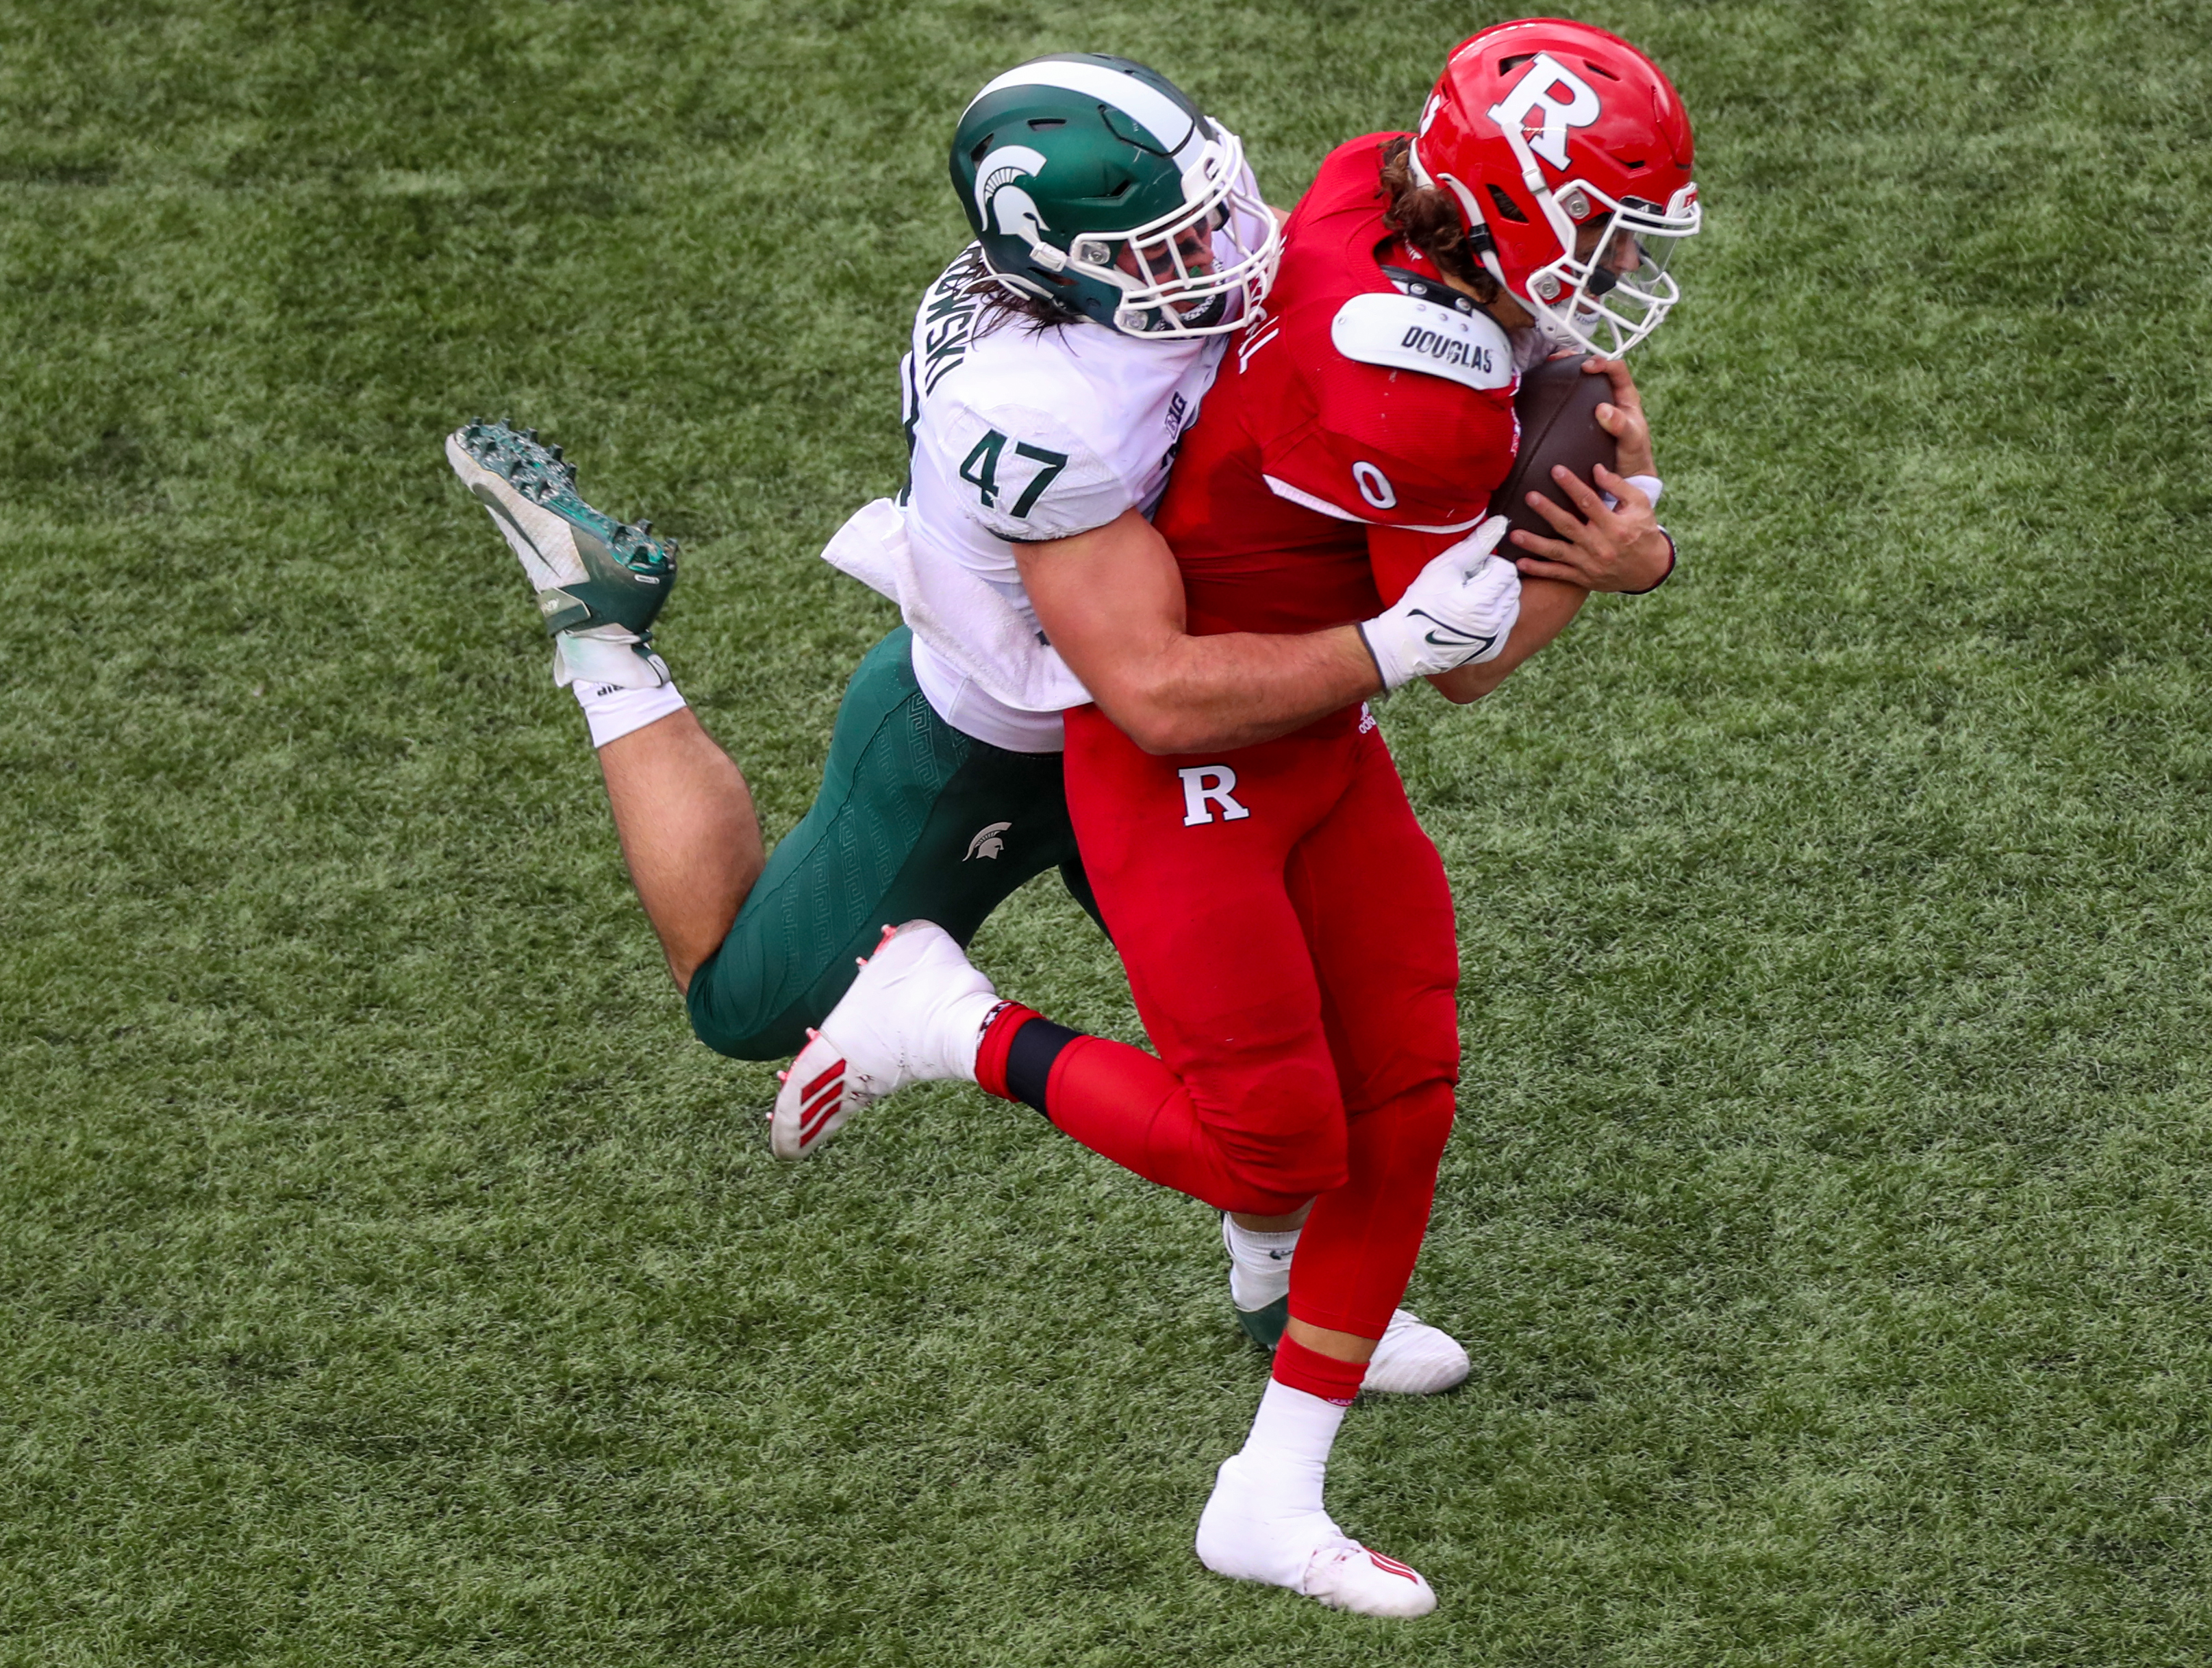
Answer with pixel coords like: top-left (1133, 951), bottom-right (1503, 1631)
top-left (950, 53), bottom-right (1281, 338)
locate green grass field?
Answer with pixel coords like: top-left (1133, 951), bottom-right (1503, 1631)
top-left (6, 1), bottom-right (2212, 1661)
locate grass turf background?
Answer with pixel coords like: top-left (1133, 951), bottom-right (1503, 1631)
top-left (4, 0), bottom-right (2211, 1660)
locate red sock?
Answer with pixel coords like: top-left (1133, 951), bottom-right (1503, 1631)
top-left (973, 1003), bottom-right (1043, 1102)
top-left (1272, 1336), bottom-right (1368, 1406)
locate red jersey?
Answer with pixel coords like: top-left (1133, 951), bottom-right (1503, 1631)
top-left (1153, 134), bottom-right (1524, 637)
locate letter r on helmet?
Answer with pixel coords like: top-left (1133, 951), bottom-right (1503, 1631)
top-left (1485, 52), bottom-right (1601, 172)
top-left (1179, 765), bottom-right (1251, 826)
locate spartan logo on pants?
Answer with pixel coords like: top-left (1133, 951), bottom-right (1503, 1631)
top-left (1179, 765), bottom-right (1252, 826)
top-left (965, 821), bottom-right (1011, 860)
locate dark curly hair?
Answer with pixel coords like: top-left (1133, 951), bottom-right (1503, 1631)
top-left (1377, 136), bottom-right (1500, 303)
top-left (945, 244), bottom-right (1085, 338)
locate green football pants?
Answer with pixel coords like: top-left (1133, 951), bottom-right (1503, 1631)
top-left (686, 627), bottom-right (1100, 1061)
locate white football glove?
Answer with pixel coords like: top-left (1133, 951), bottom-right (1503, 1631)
top-left (1358, 516), bottom-right (1521, 690)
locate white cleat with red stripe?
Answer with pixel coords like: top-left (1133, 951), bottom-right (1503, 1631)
top-left (768, 921), bottom-right (1001, 1159)
top-left (1301, 1539), bottom-right (1436, 1617)
top-left (1363, 1310), bottom-right (1472, 1397)
top-left (1195, 1454), bottom-right (1437, 1618)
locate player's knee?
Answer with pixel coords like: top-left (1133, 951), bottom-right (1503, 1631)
top-left (1345, 991), bottom-right (1461, 1111)
top-left (1212, 1176), bottom-right (1322, 1216)
top-left (1348, 1077), bottom-right (1457, 1198)
top-left (1393, 1079), bottom-right (1457, 1168)
top-left (1220, 1148), bottom-right (1345, 1206)
top-left (683, 944), bottom-right (807, 1062)
top-left (688, 1006), bottom-right (794, 1063)
top-left (1209, 1058), bottom-right (1350, 1199)
top-left (1396, 983), bottom-right (1459, 1076)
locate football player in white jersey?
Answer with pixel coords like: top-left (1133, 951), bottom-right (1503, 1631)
top-left (444, 55), bottom-right (1520, 1401)
top-left (891, 56), bottom-right (1269, 752)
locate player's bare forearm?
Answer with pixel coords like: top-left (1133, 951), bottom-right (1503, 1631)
top-left (1120, 624), bottom-right (1379, 752)
top-left (1427, 577), bottom-right (1586, 705)
top-left (1017, 509), bottom-right (1381, 755)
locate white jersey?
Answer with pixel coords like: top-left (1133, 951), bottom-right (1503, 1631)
top-left (895, 249), bottom-right (1224, 751)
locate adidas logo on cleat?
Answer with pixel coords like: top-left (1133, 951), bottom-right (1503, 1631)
top-left (1361, 1548), bottom-right (1420, 1582)
top-left (795, 1055), bottom-right (849, 1149)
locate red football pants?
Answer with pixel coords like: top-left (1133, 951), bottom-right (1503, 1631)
top-left (1052, 702), bottom-right (1461, 1341)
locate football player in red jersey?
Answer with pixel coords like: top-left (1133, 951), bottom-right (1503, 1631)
top-left (785, 19), bottom-right (1698, 1615)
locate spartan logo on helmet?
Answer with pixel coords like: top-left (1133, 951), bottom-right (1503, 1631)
top-left (973, 144), bottom-right (1048, 240)
top-left (948, 53), bottom-right (1281, 339)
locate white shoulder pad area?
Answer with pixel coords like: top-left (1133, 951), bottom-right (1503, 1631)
top-left (1329, 293), bottom-right (1514, 393)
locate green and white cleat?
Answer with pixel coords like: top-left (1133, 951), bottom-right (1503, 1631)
top-left (1224, 1217), bottom-right (1470, 1395)
top-left (444, 418), bottom-right (679, 690)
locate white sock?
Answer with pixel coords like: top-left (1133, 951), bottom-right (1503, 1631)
top-left (933, 988), bottom-right (1004, 1083)
top-left (575, 680), bottom-right (687, 748)
top-left (1223, 1215), bottom-right (1301, 1311)
top-left (1233, 1380), bottom-right (1345, 1515)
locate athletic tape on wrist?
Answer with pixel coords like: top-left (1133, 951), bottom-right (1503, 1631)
top-left (575, 681), bottom-right (687, 748)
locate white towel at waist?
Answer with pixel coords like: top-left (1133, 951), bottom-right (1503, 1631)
top-left (819, 497), bottom-right (1090, 716)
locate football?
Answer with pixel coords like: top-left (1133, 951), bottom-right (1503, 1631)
top-left (1488, 353), bottom-right (1619, 547)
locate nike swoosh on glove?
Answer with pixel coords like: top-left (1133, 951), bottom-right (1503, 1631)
top-left (1357, 516), bottom-right (1521, 690)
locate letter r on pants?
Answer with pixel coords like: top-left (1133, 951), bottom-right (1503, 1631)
top-left (1178, 765), bottom-right (1252, 826)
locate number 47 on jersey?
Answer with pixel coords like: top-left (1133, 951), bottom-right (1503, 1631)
top-left (960, 429), bottom-right (1069, 521)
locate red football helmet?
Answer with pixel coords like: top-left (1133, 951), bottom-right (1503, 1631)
top-left (1410, 18), bottom-right (1700, 356)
